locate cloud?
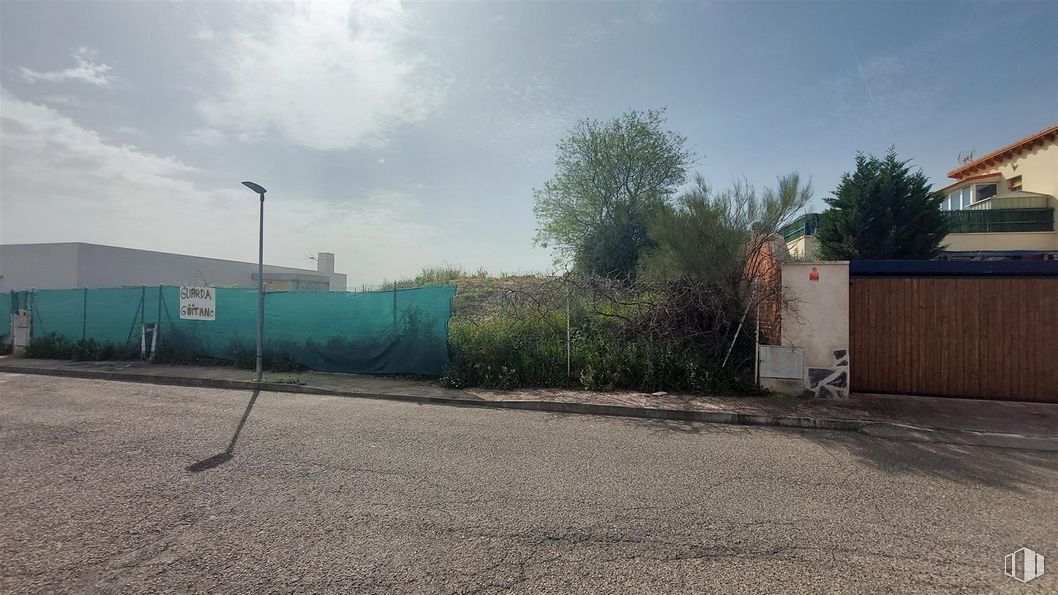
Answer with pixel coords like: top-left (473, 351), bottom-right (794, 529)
top-left (793, 8), bottom-right (1033, 133)
top-left (567, 22), bottom-right (616, 49)
top-left (20, 47), bottom-right (115, 87)
top-left (566, 3), bottom-right (665, 48)
top-left (454, 71), bottom-right (577, 160)
top-left (197, 0), bottom-right (445, 151)
top-left (39, 94), bottom-right (83, 107)
top-left (0, 91), bottom-right (443, 285)
top-left (181, 127), bottom-right (227, 147)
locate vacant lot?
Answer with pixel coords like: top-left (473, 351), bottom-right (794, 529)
top-left (1, 373), bottom-right (1056, 593)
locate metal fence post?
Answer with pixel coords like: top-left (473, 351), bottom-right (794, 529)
top-left (754, 303), bottom-right (760, 386)
top-left (157, 285), bottom-right (163, 348)
top-left (566, 281), bottom-right (571, 379)
top-left (81, 287), bottom-right (87, 341)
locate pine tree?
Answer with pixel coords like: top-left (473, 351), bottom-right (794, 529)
top-left (816, 149), bottom-right (948, 260)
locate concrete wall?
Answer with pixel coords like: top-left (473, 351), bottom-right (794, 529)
top-left (780, 262), bottom-right (850, 399)
top-left (785, 235), bottom-right (819, 259)
top-left (315, 252), bottom-right (348, 291)
top-left (0, 243), bottom-right (80, 291)
top-left (0, 243), bottom-right (348, 291)
top-left (991, 141), bottom-right (1058, 199)
top-left (944, 231), bottom-right (1058, 251)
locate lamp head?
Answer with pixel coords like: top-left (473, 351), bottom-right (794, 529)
top-left (242, 181), bottom-right (267, 195)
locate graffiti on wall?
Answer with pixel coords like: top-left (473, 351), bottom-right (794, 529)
top-left (807, 349), bottom-right (849, 399)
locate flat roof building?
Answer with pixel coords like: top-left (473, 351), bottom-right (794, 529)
top-left (0, 243), bottom-right (348, 292)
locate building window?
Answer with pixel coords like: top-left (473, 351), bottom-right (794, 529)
top-left (1009, 175), bottom-right (1022, 191)
top-left (944, 183), bottom-right (1001, 210)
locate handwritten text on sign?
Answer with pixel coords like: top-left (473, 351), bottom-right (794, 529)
top-left (180, 286), bottom-right (216, 321)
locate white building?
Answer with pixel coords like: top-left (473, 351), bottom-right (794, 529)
top-left (0, 243), bottom-right (348, 292)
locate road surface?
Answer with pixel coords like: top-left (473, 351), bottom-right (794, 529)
top-left (1, 373), bottom-right (1055, 593)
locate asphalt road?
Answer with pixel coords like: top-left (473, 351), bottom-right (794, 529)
top-left (1, 373), bottom-right (1056, 593)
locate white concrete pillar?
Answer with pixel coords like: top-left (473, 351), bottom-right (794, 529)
top-left (779, 262), bottom-right (850, 398)
top-left (317, 252), bottom-right (335, 274)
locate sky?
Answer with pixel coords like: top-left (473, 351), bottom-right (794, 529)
top-left (2, 0), bottom-right (1056, 288)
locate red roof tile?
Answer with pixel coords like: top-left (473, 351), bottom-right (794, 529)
top-left (947, 124), bottom-right (1058, 179)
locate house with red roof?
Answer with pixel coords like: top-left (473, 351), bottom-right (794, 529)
top-left (940, 124), bottom-right (1057, 256)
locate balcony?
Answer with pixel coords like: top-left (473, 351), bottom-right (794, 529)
top-left (781, 213), bottom-right (820, 242)
top-left (944, 208), bottom-right (1055, 233)
top-left (968, 191), bottom-right (1053, 211)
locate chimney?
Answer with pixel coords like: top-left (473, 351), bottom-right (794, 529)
top-left (317, 252), bottom-right (335, 274)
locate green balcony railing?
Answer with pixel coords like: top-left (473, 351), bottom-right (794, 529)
top-left (944, 208), bottom-right (1055, 233)
top-left (781, 213), bottom-right (821, 242)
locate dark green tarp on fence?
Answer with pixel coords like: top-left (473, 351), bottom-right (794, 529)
top-left (13, 285), bottom-right (456, 375)
top-left (0, 292), bottom-right (12, 340)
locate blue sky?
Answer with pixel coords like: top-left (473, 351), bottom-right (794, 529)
top-left (2, 0), bottom-right (1055, 286)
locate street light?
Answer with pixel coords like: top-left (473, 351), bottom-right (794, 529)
top-left (242, 181), bottom-right (267, 382)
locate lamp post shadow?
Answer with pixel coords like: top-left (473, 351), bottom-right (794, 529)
top-left (185, 388), bottom-right (261, 473)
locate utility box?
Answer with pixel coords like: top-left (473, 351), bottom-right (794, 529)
top-left (11, 309), bottom-right (31, 356)
top-left (759, 345), bottom-right (805, 395)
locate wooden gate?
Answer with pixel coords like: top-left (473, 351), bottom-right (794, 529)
top-left (849, 276), bottom-right (1058, 402)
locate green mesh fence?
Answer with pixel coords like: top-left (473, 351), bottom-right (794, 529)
top-left (14, 285), bottom-right (456, 375)
top-left (943, 208), bottom-right (1055, 233)
top-left (0, 291), bottom-right (12, 341)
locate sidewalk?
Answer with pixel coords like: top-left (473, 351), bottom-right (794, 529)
top-left (2, 357), bottom-right (1056, 450)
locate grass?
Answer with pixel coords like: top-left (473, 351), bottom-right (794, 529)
top-left (443, 313), bottom-right (758, 394)
top-left (371, 264), bottom-right (490, 291)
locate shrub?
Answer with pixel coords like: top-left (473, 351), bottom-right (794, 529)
top-left (441, 280), bottom-right (761, 395)
top-left (227, 338), bottom-right (257, 369)
top-left (24, 333), bottom-right (137, 361)
top-left (25, 333), bottom-right (74, 359)
top-left (154, 329), bottom-right (213, 365)
top-left (443, 314), bottom-right (568, 389)
top-left (72, 338), bottom-right (101, 361)
top-left (96, 342), bottom-right (138, 361)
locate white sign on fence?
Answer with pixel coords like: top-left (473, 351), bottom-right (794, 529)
top-left (179, 286), bottom-right (216, 321)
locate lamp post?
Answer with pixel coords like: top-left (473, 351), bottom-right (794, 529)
top-left (242, 181), bottom-right (267, 383)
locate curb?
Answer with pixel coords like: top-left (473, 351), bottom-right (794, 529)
top-left (3, 365), bottom-right (1056, 451)
top-left (859, 422), bottom-right (1058, 452)
top-left (0, 365), bottom-right (870, 431)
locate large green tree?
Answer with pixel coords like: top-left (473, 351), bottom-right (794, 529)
top-left (533, 109), bottom-right (693, 277)
top-left (816, 149), bottom-right (948, 260)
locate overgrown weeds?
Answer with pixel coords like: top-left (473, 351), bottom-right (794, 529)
top-left (24, 333), bottom-right (138, 361)
top-left (440, 275), bottom-right (763, 394)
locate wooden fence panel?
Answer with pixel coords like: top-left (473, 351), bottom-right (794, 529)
top-left (849, 276), bottom-right (1058, 402)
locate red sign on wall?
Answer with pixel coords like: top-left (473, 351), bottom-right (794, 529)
top-left (809, 267), bottom-right (820, 282)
